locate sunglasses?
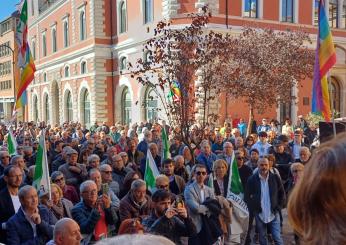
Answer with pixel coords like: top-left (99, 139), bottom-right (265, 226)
top-left (102, 171), bottom-right (112, 174)
top-left (54, 177), bottom-right (64, 182)
top-left (157, 184), bottom-right (169, 189)
top-left (196, 171), bottom-right (207, 176)
top-left (237, 157), bottom-right (244, 161)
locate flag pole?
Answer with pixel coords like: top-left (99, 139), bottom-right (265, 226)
top-left (327, 72), bottom-right (337, 138)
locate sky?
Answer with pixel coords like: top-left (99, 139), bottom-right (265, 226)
top-left (0, 0), bottom-right (19, 21)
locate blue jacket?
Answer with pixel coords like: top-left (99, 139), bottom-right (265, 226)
top-left (137, 140), bottom-right (149, 155)
top-left (196, 152), bottom-right (218, 173)
top-left (6, 205), bottom-right (56, 245)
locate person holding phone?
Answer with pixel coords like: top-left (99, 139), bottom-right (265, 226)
top-left (142, 189), bottom-right (196, 244)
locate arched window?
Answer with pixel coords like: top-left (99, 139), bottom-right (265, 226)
top-left (33, 95), bottom-right (38, 121)
top-left (81, 61), bottom-right (87, 74)
top-left (119, 1), bottom-right (127, 33)
top-left (282, 0), bottom-right (294, 22)
top-left (66, 91), bottom-right (73, 122)
top-left (42, 32), bottom-right (47, 57)
top-left (329, 0), bottom-right (338, 28)
top-left (82, 90), bottom-right (91, 127)
top-left (120, 57), bottom-right (127, 71)
top-left (63, 21), bottom-right (69, 47)
top-left (145, 88), bottom-right (158, 121)
top-left (64, 66), bottom-right (70, 77)
top-left (144, 0), bottom-right (153, 23)
top-left (330, 77), bottom-right (341, 114)
top-left (31, 40), bottom-right (36, 60)
top-left (244, 0), bottom-right (258, 18)
top-left (80, 11), bottom-right (86, 40)
top-left (52, 28), bottom-right (57, 52)
top-left (43, 72), bottom-right (47, 82)
top-left (143, 51), bottom-right (150, 64)
top-left (44, 94), bottom-right (50, 123)
top-left (121, 87), bottom-right (132, 125)
top-left (314, 0), bottom-right (319, 26)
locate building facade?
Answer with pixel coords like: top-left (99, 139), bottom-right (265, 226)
top-left (26, 0), bottom-right (346, 127)
top-left (0, 16), bottom-right (19, 122)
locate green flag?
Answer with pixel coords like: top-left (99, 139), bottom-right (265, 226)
top-left (144, 149), bottom-right (160, 192)
top-left (161, 126), bottom-right (169, 161)
top-left (33, 129), bottom-right (51, 197)
top-left (7, 128), bottom-right (17, 155)
top-left (227, 152), bottom-right (244, 195)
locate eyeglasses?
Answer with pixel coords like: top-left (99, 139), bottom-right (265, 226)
top-left (82, 189), bottom-right (98, 196)
top-left (237, 157), bottom-right (244, 161)
top-left (102, 170), bottom-right (112, 174)
top-left (157, 184), bottom-right (169, 189)
top-left (1, 156), bottom-right (10, 159)
top-left (196, 171), bottom-right (207, 176)
top-left (54, 177), bottom-right (64, 183)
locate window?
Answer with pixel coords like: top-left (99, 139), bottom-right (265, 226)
top-left (82, 90), bottom-right (91, 127)
top-left (121, 87), bottom-right (132, 125)
top-left (63, 21), bottom-right (69, 47)
top-left (64, 66), bottom-right (70, 77)
top-left (80, 11), bottom-right (86, 40)
top-left (31, 0), bottom-right (35, 16)
top-left (44, 94), bottom-right (50, 123)
top-left (244, 0), bottom-right (258, 18)
top-left (81, 61), bottom-right (87, 74)
top-left (282, 0), bottom-right (294, 22)
top-left (43, 72), bottom-right (47, 82)
top-left (329, 0), bottom-right (338, 28)
top-left (52, 28), bottom-right (57, 53)
top-left (144, 0), bottom-right (153, 23)
top-left (145, 88), bottom-right (158, 121)
top-left (33, 95), bottom-right (38, 121)
top-left (66, 91), bottom-right (73, 122)
top-left (42, 32), bottom-right (47, 57)
top-left (31, 40), bottom-right (36, 59)
top-left (120, 1), bottom-right (127, 33)
top-left (330, 77), bottom-right (341, 113)
top-left (143, 51), bottom-right (150, 64)
top-left (342, 3), bottom-right (346, 28)
top-left (120, 57), bottom-right (127, 70)
top-left (314, 0), bottom-right (320, 25)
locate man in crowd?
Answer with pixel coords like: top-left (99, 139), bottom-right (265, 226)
top-left (137, 130), bottom-right (152, 155)
top-left (111, 154), bottom-right (133, 191)
top-left (169, 136), bottom-right (184, 158)
top-left (101, 146), bottom-right (118, 165)
top-left (196, 141), bottom-right (217, 174)
top-left (298, 146), bottom-right (312, 165)
top-left (119, 179), bottom-right (152, 222)
top-left (127, 139), bottom-right (145, 167)
top-left (251, 132), bottom-right (272, 157)
top-left (245, 149), bottom-right (259, 170)
top-left (6, 185), bottom-right (57, 244)
top-left (184, 164), bottom-right (215, 244)
top-left (217, 142), bottom-right (234, 166)
top-left (211, 133), bottom-right (224, 155)
top-left (0, 151), bottom-right (10, 175)
top-left (142, 189), bottom-right (197, 244)
top-left (100, 164), bottom-right (120, 196)
top-left (72, 180), bottom-right (118, 243)
top-left (58, 148), bottom-right (88, 189)
top-left (140, 143), bottom-right (161, 175)
top-left (257, 118), bottom-right (271, 134)
top-left (162, 159), bottom-right (186, 195)
top-left (245, 158), bottom-right (286, 245)
top-left (0, 166), bottom-right (23, 243)
top-left (289, 130), bottom-right (308, 162)
top-left (47, 218), bottom-right (82, 245)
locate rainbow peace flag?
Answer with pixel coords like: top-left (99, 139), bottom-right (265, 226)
top-left (168, 80), bottom-right (182, 102)
top-left (14, 0), bottom-right (36, 111)
top-left (311, 0), bottom-right (336, 122)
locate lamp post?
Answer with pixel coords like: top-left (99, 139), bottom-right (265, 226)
top-left (0, 43), bottom-right (16, 122)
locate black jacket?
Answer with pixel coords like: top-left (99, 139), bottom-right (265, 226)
top-left (244, 172), bottom-right (286, 214)
top-left (142, 212), bottom-right (197, 244)
top-left (0, 187), bottom-right (16, 243)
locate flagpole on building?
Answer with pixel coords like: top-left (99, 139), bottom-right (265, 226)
top-left (327, 72), bottom-right (337, 138)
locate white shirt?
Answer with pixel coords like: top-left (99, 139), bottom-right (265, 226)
top-left (10, 194), bottom-right (21, 213)
top-left (252, 141), bottom-right (271, 157)
top-left (292, 142), bottom-right (301, 160)
top-left (259, 173), bottom-right (275, 224)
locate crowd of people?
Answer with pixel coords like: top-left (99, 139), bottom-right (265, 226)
top-left (0, 115), bottom-right (344, 245)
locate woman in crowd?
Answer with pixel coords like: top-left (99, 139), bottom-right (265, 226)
top-left (281, 118), bottom-right (294, 139)
top-left (288, 133), bottom-right (346, 245)
top-left (244, 135), bottom-right (255, 155)
top-left (212, 159), bottom-right (229, 197)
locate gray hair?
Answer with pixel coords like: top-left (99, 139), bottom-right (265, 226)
top-left (87, 154), bottom-right (100, 165)
top-left (223, 141), bottom-right (233, 148)
top-left (53, 218), bottom-right (79, 241)
top-left (299, 146), bottom-right (311, 156)
top-left (18, 185), bottom-right (36, 202)
top-left (0, 151), bottom-right (9, 158)
top-left (10, 155), bottom-right (24, 165)
top-left (99, 164), bottom-right (112, 172)
top-left (51, 171), bottom-right (64, 182)
top-left (130, 179), bottom-right (146, 191)
top-left (88, 168), bottom-right (100, 178)
top-left (79, 180), bottom-right (96, 193)
top-left (119, 152), bottom-right (128, 157)
top-left (96, 234), bottom-right (174, 245)
top-left (174, 155), bottom-right (184, 162)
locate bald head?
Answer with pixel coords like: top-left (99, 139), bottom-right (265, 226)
top-left (54, 218), bottom-right (81, 245)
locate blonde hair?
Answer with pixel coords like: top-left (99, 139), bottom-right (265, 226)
top-left (212, 159), bottom-right (228, 173)
top-left (287, 133), bottom-right (346, 245)
top-left (51, 183), bottom-right (63, 198)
